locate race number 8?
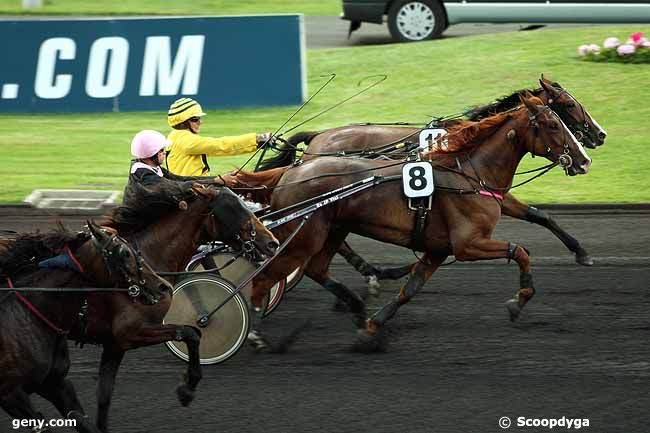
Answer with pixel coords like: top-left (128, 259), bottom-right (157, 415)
top-left (402, 162), bottom-right (434, 198)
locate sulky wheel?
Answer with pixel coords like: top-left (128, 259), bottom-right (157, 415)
top-left (164, 275), bottom-right (249, 365)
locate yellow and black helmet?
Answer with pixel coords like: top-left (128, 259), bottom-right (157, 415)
top-left (167, 97), bottom-right (207, 127)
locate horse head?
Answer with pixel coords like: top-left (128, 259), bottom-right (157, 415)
top-left (86, 220), bottom-right (172, 304)
top-left (520, 94), bottom-right (592, 176)
top-left (191, 184), bottom-right (279, 261)
top-left (539, 77), bottom-right (607, 149)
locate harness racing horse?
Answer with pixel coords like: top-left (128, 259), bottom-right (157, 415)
top-left (248, 95), bottom-right (591, 351)
top-left (0, 221), bottom-right (170, 433)
top-left (82, 181), bottom-right (278, 433)
top-left (259, 78), bottom-right (606, 291)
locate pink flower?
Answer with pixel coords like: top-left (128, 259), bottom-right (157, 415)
top-left (603, 37), bottom-right (620, 49)
top-left (630, 32), bottom-right (644, 43)
top-left (617, 44), bottom-right (636, 55)
top-left (588, 44), bottom-right (601, 54)
top-left (578, 44), bottom-right (590, 55)
top-left (642, 40), bottom-right (650, 48)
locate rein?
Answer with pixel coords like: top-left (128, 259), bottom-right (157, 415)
top-left (240, 73), bottom-right (337, 174)
top-left (280, 75), bottom-right (388, 137)
top-left (4, 277), bottom-right (68, 335)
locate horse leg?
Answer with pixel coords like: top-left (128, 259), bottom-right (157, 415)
top-left (337, 241), bottom-right (382, 295)
top-left (502, 193), bottom-right (593, 266)
top-left (453, 236), bottom-right (535, 321)
top-left (95, 346), bottom-right (124, 433)
top-left (356, 254), bottom-right (445, 353)
top-left (306, 231), bottom-right (367, 329)
top-left (337, 241), bottom-right (415, 291)
top-left (248, 255), bottom-right (312, 353)
top-left (34, 336), bottom-right (100, 433)
top-left (36, 379), bottom-right (100, 433)
top-left (0, 389), bottom-right (52, 433)
top-left (112, 324), bottom-right (202, 407)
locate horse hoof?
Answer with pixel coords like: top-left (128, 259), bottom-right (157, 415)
top-left (176, 383), bottom-right (195, 407)
top-left (576, 253), bottom-right (594, 266)
top-left (247, 330), bottom-right (270, 353)
top-left (504, 299), bottom-right (521, 322)
top-left (365, 275), bottom-right (381, 296)
top-left (352, 328), bottom-right (389, 353)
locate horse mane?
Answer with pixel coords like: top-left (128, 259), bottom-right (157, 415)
top-left (463, 88), bottom-right (544, 121)
top-left (232, 166), bottom-right (292, 204)
top-left (424, 110), bottom-right (516, 167)
top-left (257, 131), bottom-right (320, 171)
top-left (97, 178), bottom-right (198, 235)
top-left (0, 223), bottom-right (87, 278)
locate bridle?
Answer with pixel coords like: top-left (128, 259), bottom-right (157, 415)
top-left (235, 217), bottom-right (258, 258)
top-left (527, 105), bottom-right (574, 173)
top-left (547, 89), bottom-right (592, 144)
top-left (90, 231), bottom-right (148, 299)
top-left (206, 199), bottom-right (262, 261)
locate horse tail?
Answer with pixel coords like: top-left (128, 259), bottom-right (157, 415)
top-left (234, 166), bottom-right (292, 204)
top-left (257, 131), bottom-right (320, 172)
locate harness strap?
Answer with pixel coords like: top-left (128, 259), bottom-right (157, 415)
top-left (6, 277), bottom-right (68, 335)
top-left (478, 190), bottom-right (504, 200)
top-left (411, 200), bottom-right (429, 252)
top-left (65, 245), bottom-right (85, 273)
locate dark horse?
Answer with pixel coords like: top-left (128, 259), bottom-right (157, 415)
top-left (258, 78), bottom-right (606, 283)
top-left (77, 181), bottom-right (277, 432)
top-left (248, 95), bottom-right (591, 349)
top-left (0, 221), bottom-right (170, 433)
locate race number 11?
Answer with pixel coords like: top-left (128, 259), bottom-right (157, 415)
top-left (402, 162), bottom-right (434, 198)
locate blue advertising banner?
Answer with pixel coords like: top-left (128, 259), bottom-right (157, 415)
top-left (0, 15), bottom-right (306, 112)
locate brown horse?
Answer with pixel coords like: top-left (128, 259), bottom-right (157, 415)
top-left (247, 95), bottom-right (591, 350)
top-left (3, 181), bottom-right (278, 433)
top-left (259, 78), bottom-right (606, 277)
top-left (78, 181), bottom-right (279, 432)
top-left (0, 221), bottom-right (170, 433)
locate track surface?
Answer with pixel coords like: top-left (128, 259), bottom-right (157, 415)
top-left (1, 209), bottom-right (648, 433)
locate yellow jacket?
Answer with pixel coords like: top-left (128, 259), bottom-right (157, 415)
top-left (166, 129), bottom-right (257, 176)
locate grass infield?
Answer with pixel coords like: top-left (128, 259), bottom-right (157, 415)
top-left (0, 24), bottom-right (648, 203)
top-left (0, 0), bottom-right (340, 16)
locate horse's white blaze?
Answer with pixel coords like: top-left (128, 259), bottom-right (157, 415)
top-left (563, 119), bottom-right (591, 172)
top-left (585, 108), bottom-right (607, 138)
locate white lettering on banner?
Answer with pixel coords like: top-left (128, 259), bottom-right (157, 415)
top-left (85, 37), bottom-right (129, 98)
top-left (34, 37), bottom-right (76, 99)
top-left (139, 35), bottom-right (205, 96)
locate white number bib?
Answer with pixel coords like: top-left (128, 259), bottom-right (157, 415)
top-left (419, 128), bottom-right (448, 150)
top-left (402, 162), bottom-right (434, 198)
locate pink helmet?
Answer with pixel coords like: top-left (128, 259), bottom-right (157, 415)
top-left (130, 130), bottom-right (170, 159)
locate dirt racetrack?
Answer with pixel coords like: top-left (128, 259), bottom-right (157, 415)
top-left (0, 206), bottom-right (648, 433)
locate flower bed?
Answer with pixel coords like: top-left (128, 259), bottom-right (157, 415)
top-left (579, 32), bottom-right (650, 64)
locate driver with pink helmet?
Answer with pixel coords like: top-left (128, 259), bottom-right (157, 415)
top-left (127, 129), bottom-right (236, 189)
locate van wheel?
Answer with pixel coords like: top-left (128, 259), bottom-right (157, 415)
top-left (388, 0), bottom-right (446, 42)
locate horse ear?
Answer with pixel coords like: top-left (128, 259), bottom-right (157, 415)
top-left (86, 220), bottom-right (103, 240)
top-left (539, 77), bottom-right (559, 98)
top-left (521, 94), bottom-right (540, 115)
top-left (192, 183), bottom-right (217, 199)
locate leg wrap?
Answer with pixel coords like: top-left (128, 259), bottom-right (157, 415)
top-left (507, 242), bottom-right (518, 263)
top-left (520, 272), bottom-right (534, 289)
top-left (524, 206), bottom-right (548, 225)
top-left (323, 278), bottom-right (365, 313)
top-left (338, 247), bottom-right (377, 276)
